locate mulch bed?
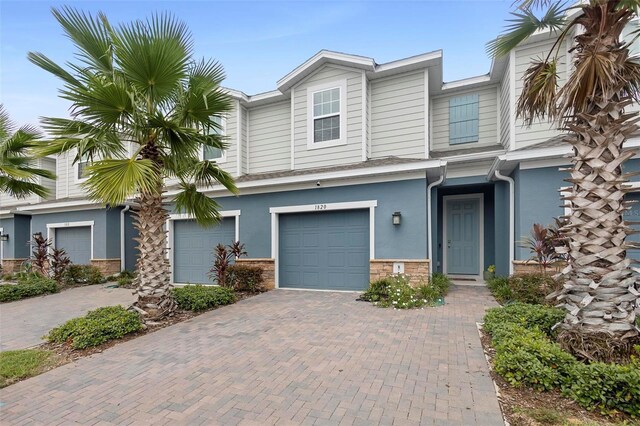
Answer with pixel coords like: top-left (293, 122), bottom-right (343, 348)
top-left (7, 291), bottom-right (261, 387)
top-left (479, 329), bottom-right (634, 426)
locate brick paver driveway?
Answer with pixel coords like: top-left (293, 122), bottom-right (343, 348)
top-left (0, 285), bottom-right (503, 425)
top-left (0, 284), bottom-right (135, 351)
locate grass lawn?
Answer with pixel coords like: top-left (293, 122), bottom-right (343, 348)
top-left (0, 349), bottom-right (60, 388)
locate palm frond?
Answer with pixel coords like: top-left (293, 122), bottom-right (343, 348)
top-left (38, 118), bottom-right (127, 159)
top-left (51, 6), bottom-right (113, 73)
top-left (184, 160), bottom-right (238, 193)
top-left (111, 12), bottom-right (191, 101)
top-left (27, 52), bottom-right (82, 88)
top-left (0, 176), bottom-right (50, 199)
top-left (82, 158), bottom-right (159, 205)
top-left (517, 58), bottom-right (559, 125)
top-left (487, 1), bottom-right (567, 57)
top-left (0, 105), bottom-right (13, 141)
top-left (173, 182), bottom-right (223, 227)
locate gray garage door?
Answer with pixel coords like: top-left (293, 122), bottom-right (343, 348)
top-left (173, 218), bottom-right (235, 284)
top-left (55, 227), bottom-right (91, 265)
top-left (279, 209), bottom-right (370, 291)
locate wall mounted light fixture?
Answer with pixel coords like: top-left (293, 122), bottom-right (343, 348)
top-left (0, 234), bottom-right (8, 242)
top-left (392, 211), bottom-right (402, 226)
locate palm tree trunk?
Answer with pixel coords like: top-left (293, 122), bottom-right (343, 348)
top-left (130, 140), bottom-right (176, 320)
top-left (553, 93), bottom-right (640, 362)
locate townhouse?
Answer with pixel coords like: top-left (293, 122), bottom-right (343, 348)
top-left (2, 22), bottom-right (640, 290)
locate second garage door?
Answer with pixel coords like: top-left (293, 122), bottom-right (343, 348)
top-left (55, 227), bottom-right (92, 265)
top-left (173, 218), bottom-right (235, 284)
top-left (279, 209), bottom-right (370, 291)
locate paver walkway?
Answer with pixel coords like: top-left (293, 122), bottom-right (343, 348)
top-left (0, 285), bottom-right (503, 425)
top-left (0, 284), bottom-right (136, 351)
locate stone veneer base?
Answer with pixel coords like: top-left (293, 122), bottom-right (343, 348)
top-left (235, 258), bottom-right (275, 290)
top-left (370, 259), bottom-right (430, 286)
top-left (0, 258), bottom-right (27, 274)
top-left (90, 259), bottom-right (121, 276)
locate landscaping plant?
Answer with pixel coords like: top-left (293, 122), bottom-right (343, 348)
top-left (484, 304), bottom-right (640, 416)
top-left (30, 7), bottom-right (237, 320)
top-left (0, 105), bottom-right (55, 199)
top-left (226, 264), bottom-right (265, 292)
top-left (361, 273), bottom-right (450, 309)
top-left (520, 223), bottom-right (563, 272)
top-left (490, 0), bottom-right (640, 361)
top-left (49, 248), bottom-right (71, 283)
top-left (30, 234), bottom-right (51, 276)
top-left (0, 274), bottom-right (58, 302)
top-left (487, 273), bottom-right (562, 305)
top-left (47, 306), bottom-right (143, 350)
top-left (172, 285), bottom-right (236, 312)
top-left (0, 349), bottom-right (58, 388)
top-left (208, 241), bottom-right (247, 287)
top-left (63, 265), bottom-right (104, 286)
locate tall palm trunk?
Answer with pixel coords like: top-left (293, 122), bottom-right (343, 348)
top-left (555, 91), bottom-right (639, 362)
top-left (131, 141), bottom-right (176, 320)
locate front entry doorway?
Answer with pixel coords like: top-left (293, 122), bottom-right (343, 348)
top-left (444, 194), bottom-right (483, 276)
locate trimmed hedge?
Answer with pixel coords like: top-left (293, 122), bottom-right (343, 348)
top-left (0, 274), bottom-right (58, 302)
top-left (484, 303), bottom-right (640, 417)
top-left (172, 285), bottom-right (236, 312)
top-left (47, 306), bottom-right (142, 350)
top-left (226, 264), bottom-right (265, 293)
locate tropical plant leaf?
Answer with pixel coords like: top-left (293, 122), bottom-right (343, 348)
top-left (517, 58), bottom-right (559, 124)
top-left (0, 176), bottom-right (50, 198)
top-left (82, 158), bottom-right (159, 205)
top-left (187, 160), bottom-right (238, 192)
top-left (172, 182), bottom-right (222, 227)
top-left (487, 1), bottom-right (567, 57)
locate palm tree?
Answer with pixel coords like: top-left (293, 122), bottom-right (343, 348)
top-left (489, 0), bottom-right (640, 362)
top-left (30, 7), bottom-right (237, 320)
top-left (0, 105), bottom-right (56, 199)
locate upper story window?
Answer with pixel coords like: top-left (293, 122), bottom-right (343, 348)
top-left (449, 94), bottom-right (479, 145)
top-left (307, 79), bottom-right (347, 149)
top-left (77, 154), bottom-right (90, 180)
top-left (203, 115), bottom-right (226, 162)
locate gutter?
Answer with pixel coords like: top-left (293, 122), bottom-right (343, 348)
top-left (490, 156), bottom-right (515, 275)
top-left (427, 162), bottom-right (447, 274)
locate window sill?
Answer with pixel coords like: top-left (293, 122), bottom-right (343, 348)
top-left (306, 139), bottom-right (347, 151)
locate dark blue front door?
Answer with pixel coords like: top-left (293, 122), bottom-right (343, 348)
top-left (446, 198), bottom-right (480, 275)
top-left (279, 210), bottom-right (369, 291)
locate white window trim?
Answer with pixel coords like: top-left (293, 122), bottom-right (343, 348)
top-left (442, 194), bottom-right (484, 277)
top-left (166, 210), bottom-right (241, 284)
top-left (0, 227), bottom-right (3, 263)
top-left (269, 200), bottom-right (377, 289)
top-left (202, 116), bottom-right (227, 163)
top-left (46, 220), bottom-right (95, 261)
top-left (306, 79), bottom-right (347, 150)
top-left (75, 153), bottom-right (91, 184)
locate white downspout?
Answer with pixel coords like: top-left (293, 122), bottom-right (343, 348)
top-left (495, 170), bottom-right (515, 275)
top-left (120, 205), bottom-right (130, 272)
top-left (427, 164), bottom-right (446, 275)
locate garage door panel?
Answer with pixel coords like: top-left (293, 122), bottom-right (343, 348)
top-left (173, 218), bottom-right (235, 284)
top-left (55, 227), bottom-right (91, 265)
top-left (279, 209), bottom-right (369, 291)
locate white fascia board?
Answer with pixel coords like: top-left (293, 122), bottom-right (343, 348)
top-left (15, 199), bottom-right (103, 213)
top-left (441, 74), bottom-right (491, 91)
top-left (269, 200), bottom-right (376, 214)
top-left (164, 160), bottom-right (443, 197)
top-left (372, 51), bottom-right (442, 78)
top-left (441, 150), bottom-right (506, 163)
top-left (277, 51), bottom-right (375, 91)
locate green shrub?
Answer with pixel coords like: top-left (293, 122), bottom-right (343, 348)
top-left (0, 275), bottom-right (58, 302)
top-left (487, 273), bottom-right (561, 305)
top-left (226, 264), bottom-right (265, 293)
top-left (172, 285), bottom-right (236, 312)
top-left (429, 273), bottom-right (451, 296)
top-left (493, 330), bottom-right (576, 391)
top-left (563, 361), bottom-right (640, 417)
top-left (117, 276), bottom-right (133, 287)
top-left (119, 270), bottom-right (135, 279)
top-left (484, 304), bottom-right (640, 417)
top-left (486, 276), bottom-right (512, 303)
top-left (63, 265), bottom-right (104, 285)
top-left (1, 273), bottom-right (14, 281)
top-left (361, 274), bottom-right (449, 309)
top-left (484, 303), bottom-right (565, 337)
top-left (47, 306), bottom-right (142, 349)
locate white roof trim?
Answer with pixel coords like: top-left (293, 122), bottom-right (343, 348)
top-left (165, 159), bottom-right (444, 197)
top-left (442, 75), bottom-right (491, 90)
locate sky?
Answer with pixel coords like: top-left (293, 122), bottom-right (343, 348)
top-left (0, 0), bottom-right (513, 127)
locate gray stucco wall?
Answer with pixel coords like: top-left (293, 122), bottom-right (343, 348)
top-left (0, 215), bottom-right (31, 259)
top-left (167, 178), bottom-right (429, 260)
